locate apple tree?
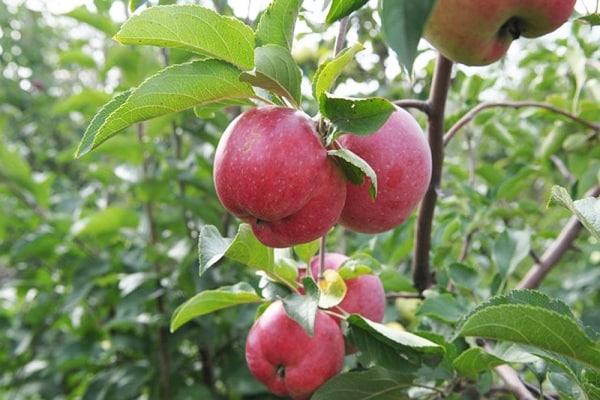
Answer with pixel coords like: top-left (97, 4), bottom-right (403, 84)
top-left (2, 0), bottom-right (600, 399)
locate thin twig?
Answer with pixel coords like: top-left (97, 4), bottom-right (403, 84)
top-left (412, 54), bottom-right (453, 293)
top-left (493, 364), bottom-right (536, 400)
top-left (394, 99), bottom-right (431, 115)
top-left (443, 100), bottom-right (600, 146)
top-left (517, 184), bottom-right (600, 289)
top-left (333, 16), bottom-right (350, 57)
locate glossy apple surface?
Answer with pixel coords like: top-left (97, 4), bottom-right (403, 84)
top-left (245, 300), bottom-right (345, 400)
top-left (424, 0), bottom-right (576, 65)
top-left (213, 106), bottom-right (346, 247)
top-left (337, 108), bottom-right (431, 234)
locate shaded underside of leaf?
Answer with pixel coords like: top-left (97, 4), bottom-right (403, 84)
top-left (114, 4), bottom-right (255, 70)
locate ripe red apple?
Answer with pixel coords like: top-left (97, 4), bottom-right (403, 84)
top-left (337, 108), bottom-right (431, 234)
top-left (213, 106), bottom-right (347, 248)
top-left (308, 253), bottom-right (386, 324)
top-left (245, 300), bottom-right (345, 400)
top-left (423, 0), bottom-right (576, 66)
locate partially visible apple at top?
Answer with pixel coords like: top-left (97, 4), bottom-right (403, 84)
top-left (423, 0), bottom-right (577, 66)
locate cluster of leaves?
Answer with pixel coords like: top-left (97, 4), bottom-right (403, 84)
top-left (1, 0), bottom-right (600, 399)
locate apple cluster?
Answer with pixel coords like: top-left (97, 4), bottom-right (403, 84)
top-left (245, 252), bottom-right (386, 399)
top-left (213, 105), bottom-right (432, 247)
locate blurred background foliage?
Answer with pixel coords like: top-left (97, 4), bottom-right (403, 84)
top-left (0, 0), bottom-right (598, 398)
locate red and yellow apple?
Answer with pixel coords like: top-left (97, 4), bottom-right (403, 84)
top-left (213, 106), bottom-right (346, 248)
top-left (337, 108), bottom-right (431, 234)
top-left (423, 0), bottom-right (577, 66)
top-left (245, 300), bottom-right (345, 400)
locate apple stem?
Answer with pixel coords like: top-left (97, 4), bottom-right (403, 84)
top-left (318, 235), bottom-right (327, 280)
top-left (412, 53), bottom-right (453, 294)
top-left (333, 16), bottom-right (350, 57)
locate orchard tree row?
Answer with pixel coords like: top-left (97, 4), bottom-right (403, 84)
top-left (1, 0), bottom-right (599, 399)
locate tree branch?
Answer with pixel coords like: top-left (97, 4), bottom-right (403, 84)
top-left (412, 54), bottom-right (453, 293)
top-left (493, 364), bottom-right (536, 400)
top-left (443, 100), bottom-right (600, 146)
top-left (394, 99), bottom-right (431, 115)
top-left (516, 184), bottom-right (600, 289)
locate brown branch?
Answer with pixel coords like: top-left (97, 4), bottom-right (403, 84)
top-left (443, 100), bottom-right (600, 146)
top-left (412, 54), bottom-right (453, 293)
top-left (493, 364), bottom-right (536, 400)
top-left (394, 99), bottom-right (431, 115)
top-left (516, 184), bottom-right (600, 290)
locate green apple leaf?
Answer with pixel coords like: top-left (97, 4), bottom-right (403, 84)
top-left (319, 93), bottom-right (395, 136)
top-left (380, 0), bottom-right (436, 74)
top-left (452, 347), bottom-right (507, 379)
top-left (338, 254), bottom-right (381, 279)
top-left (292, 238), bottom-right (320, 264)
top-left (240, 44), bottom-right (302, 106)
top-left (170, 282), bottom-right (263, 332)
top-left (63, 6), bottom-right (119, 35)
top-left (198, 225), bottom-right (233, 275)
top-left (347, 315), bottom-right (444, 370)
top-left (492, 229), bottom-right (531, 278)
top-left (113, 5), bottom-right (255, 70)
top-left (578, 13), bottom-right (600, 26)
top-left (70, 206), bottom-right (139, 237)
top-left (76, 60), bottom-right (255, 157)
top-left (457, 290), bottom-right (600, 371)
top-left (312, 43), bottom-right (364, 102)
top-left (312, 367), bottom-right (414, 400)
top-left (283, 277), bottom-right (320, 336)
top-left (255, 0), bottom-right (303, 50)
top-left (549, 185), bottom-right (600, 240)
top-left (325, 0), bottom-right (370, 24)
top-left (327, 148), bottom-right (377, 199)
top-left (128, 0), bottom-right (148, 12)
top-left (416, 293), bottom-right (468, 324)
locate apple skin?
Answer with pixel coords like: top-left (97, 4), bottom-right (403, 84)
top-left (423, 0), bottom-right (576, 66)
top-left (308, 253), bottom-right (386, 324)
top-left (213, 106), bottom-right (346, 248)
top-left (245, 300), bottom-right (345, 400)
top-left (337, 108), bottom-right (431, 234)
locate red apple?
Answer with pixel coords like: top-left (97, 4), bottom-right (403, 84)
top-left (337, 108), bottom-right (431, 234)
top-left (245, 300), bottom-right (345, 400)
top-left (213, 106), bottom-right (347, 248)
top-left (423, 0), bottom-right (576, 66)
top-left (308, 253), bottom-right (386, 324)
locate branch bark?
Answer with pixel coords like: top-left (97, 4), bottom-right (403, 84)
top-left (516, 184), bottom-right (600, 289)
top-left (443, 100), bottom-right (600, 146)
top-left (412, 54), bottom-right (453, 293)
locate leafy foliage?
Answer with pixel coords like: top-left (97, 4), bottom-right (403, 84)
top-left (2, 0), bottom-right (600, 399)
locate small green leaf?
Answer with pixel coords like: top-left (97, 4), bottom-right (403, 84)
top-left (325, 0), bottom-right (369, 24)
top-left (453, 348), bottom-right (506, 379)
top-left (128, 0), bottom-right (149, 12)
top-left (328, 148), bottom-right (377, 199)
top-left (114, 5), bottom-right (255, 70)
top-left (320, 93), bottom-right (395, 136)
top-left (240, 44), bottom-right (302, 106)
top-left (283, 278), bottom-right (320, 336)
top-left (312, 367), bottom-right (414, 400)
top-left (338, 254), bottom-right (381, 279)
top-left (549, 185), bottom-right (600, 240)
top-left (76, 60), bottom-right (255, 157)
top-left (578, 13), bottom-right (600, 25)
top-left (492, 229), bottom-right (531, 277)
top-left (457, 292), bottom-right (600, 371)
top-left (198, 225), bottom-right (233, 275)
top-left (63, 6), bottom-right (118, 35)
top-left (256, 0), bottom-right (303, 50)
top-left (70, 206), bottom-right (139, 237)
top-left (347, 315), bottom-right (444, 370)
top-left (312, 43), bottom-right (364, 101)
top-left (417, 293), bottom-right (468, 324)
top-left (170, 282), bottom-right (263, 332)
top-left (293, 238), bottom-right (320, 264)
top-left (318, 269), bottom-right (347, 309)
top-left (380, 0), bottom-right (436, 74)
